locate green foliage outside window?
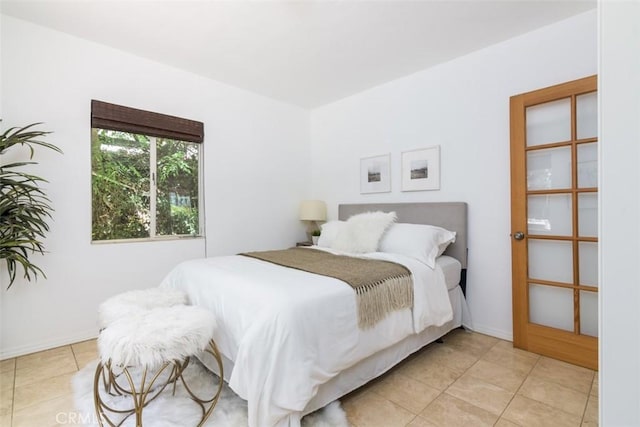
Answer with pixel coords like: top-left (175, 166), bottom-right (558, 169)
top-left (156, 138), bottom-right (199, 236)
top-left (91, 129), bottom-right (199, 241)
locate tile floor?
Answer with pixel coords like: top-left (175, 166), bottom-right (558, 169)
top-left (0, 330), bottom-right (598, 426)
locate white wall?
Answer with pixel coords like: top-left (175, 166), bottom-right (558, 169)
top-left (599, 1), bottom-right (640, 425)
top-left (0, 15), bottom-right (311, 358)
top-left (310, 11), bottom-right (597, 340)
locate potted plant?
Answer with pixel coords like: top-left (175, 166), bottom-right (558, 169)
top-left (0, 123), bottom-right (62, 289)
top-left (311, 229), bottom-right (321, 245)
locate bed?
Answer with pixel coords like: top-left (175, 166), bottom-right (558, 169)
top-left (160, 202), bottom-right (469, 427)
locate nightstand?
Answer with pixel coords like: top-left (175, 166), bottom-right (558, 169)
top-left (296, 241), bottom-right (313, 247)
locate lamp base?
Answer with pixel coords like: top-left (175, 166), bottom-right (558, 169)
top-left (306, 221), bottom-right (321, 242)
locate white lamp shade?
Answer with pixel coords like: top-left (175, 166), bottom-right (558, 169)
top-left (299, 200), bottom-right (327, 221)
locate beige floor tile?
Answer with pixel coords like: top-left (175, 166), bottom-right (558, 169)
top-left (0, 358), bottom-right (15, 398)
top-left (583, 395), bottom-right (598, 425)
top-left (518, 375), bottom-right (588, 416)
top-left (529, 357), bottom-right (595, 394)
top-left (445, 374), bottom-right (514, 415)
top-left (441, 330), bottom-right (498, 357)
top-left (0, 358), bottom-right (15, 374)
top-left (492, 339), bottom-right (539, 355)
top-left (0, 364), bottom-right (14, 416)
top-left (464, 359), bottom-right (528, 393)
top-left (343, 379), bottom-right (378, 404)
top-left (72, 339), bottom-right (98, 370)
top-left (12, 394), bottom-right (75, 427)
top-left (0, 412), bottom-right (11, 427)
top-left (481, 346), bottom-right (538, 377)
top-left (406, 415), bottom-right (440, 427)
top-left (419, 393), bottom-right (498, 427)
top-left (396, 358), bottom-right (461, 391)
top-left (417, 343), bottom-right (479, 375)
top-left (502, 395), bottom-right (582, 427)
top-left (15, 346), bottom-right (77, 388)
top-left (590, 375), bottom-right (599, 397)
top-left (71, 339), bottom-right (97, 355)
top-left (368, 371), bottom-right (441, 414)
top-left (16, 346), bottom-right (72, 369)
top-left (495, 418), bottom-right (521, 427)
top-left (340, 387), bottom-right (368, 416)
top-left (342, 388), bottom-right (416, 427)
top-left (0, 365), bottom-right (15, 393)
top-left (13, 371), bottom-right (75, 412)
top-left (0, 389), bottom-right (13, 427)
top-left (0, 380), bottom-right (13, 403)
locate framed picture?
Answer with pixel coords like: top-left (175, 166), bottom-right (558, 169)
top-left (401, 146), bottom-right (440, 191)
top-left (360, 154), bottom-right (391, 194)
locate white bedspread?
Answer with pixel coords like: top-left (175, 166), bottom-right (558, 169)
top-left (159, 248), bottom-right (452, 427)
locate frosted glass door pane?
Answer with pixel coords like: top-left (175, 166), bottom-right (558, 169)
top-left (579, 242), bottom-right (598, 287)
top-left (577, 143), bottom-right (597, 188)
top-left (528, 194), bottom-right (572, 236)
top-left (578, 193), bottom-right (598, 237)
top-left (529, 240), bottom-right (573, 283)
top-left (529, 284), bottom-right (574, 331)
top-left (577, 92), bottom-right (598, 140)
top-left (526, 98), bottom-right (571, 146)
top-left (580, 291), bottom-right (598, 337)
top-left (527, 147), bottom-right (572, 190)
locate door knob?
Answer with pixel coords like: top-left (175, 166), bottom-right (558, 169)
top-left (513, 231), bottom-right (525, 240)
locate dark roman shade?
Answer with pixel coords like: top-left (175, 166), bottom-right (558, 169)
top-left (91, 100), bottom-right (204, 143)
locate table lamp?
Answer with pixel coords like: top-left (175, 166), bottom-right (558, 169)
top-left (299, 200), bottom-right (327, 242)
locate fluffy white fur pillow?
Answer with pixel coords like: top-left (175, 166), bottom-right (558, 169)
top-left (331, 211), bottom-right (397, 253)
top-left (316, 220), bottom-right (346, 247)
top-left (379, 223), bottom-right (456, 268)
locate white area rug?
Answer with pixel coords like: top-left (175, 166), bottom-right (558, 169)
top-left (72, 360), bottom-right (348, 427)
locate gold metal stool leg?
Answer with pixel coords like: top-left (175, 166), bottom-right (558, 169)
top-left (93, 340), bottom-right (224, 427)
top-left (179, 340), bottom-right (225, 427)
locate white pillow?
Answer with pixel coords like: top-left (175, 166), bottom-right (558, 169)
top-left (379, 223), bottom-right (456, 268)
top-left (331, 211), bottom-right (397, 253)
top-left (316, 220), bottom-right (346, 247)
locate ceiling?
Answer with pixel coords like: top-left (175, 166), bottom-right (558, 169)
top-left (1, 1), bottom-right (595, 109)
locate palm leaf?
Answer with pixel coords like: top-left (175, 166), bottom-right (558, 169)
top-left (0, 123), bottom-right (61, 156)
top-left (0, 122), bottom-right (61, 289)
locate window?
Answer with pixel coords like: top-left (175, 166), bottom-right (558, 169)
top-left (91, 100), bottom-right (204, 242)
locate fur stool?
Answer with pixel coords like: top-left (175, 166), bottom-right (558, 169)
top-left (94, 291), bottom-right (223, 427)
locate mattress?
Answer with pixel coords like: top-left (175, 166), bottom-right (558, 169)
top-left (437, 255), bottom-right (462, 290)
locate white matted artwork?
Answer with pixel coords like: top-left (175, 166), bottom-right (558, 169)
top-left (360, 154), bottom-right (391, 194)
top-left (401, 146), bottom-right (440, 191)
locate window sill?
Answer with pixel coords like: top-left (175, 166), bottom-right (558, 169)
top-left (91, 235), bottom-right (204, 245)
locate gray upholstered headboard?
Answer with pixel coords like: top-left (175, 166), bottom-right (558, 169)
top-left (338, 202), bottom-right (468, 269)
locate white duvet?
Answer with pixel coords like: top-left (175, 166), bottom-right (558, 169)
top-left (159, 248), bottom-right (452, 427)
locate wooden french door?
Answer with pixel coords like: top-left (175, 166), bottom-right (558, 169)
top-left (510, 75), bottom-right (598, 370)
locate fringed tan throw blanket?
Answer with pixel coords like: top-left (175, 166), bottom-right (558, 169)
top-left (240, 248), bottom-right (413, 329)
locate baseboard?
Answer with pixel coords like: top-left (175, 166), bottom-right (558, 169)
top-left (470, 323), bottom-right (513, 342)
top-left (0, 328), bottom-right (99, 360)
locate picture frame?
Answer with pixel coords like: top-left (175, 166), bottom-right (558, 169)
top-left (360, 154), bottom-right (391, 194)
top-left (401, 146), bottom-right (440, 191)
